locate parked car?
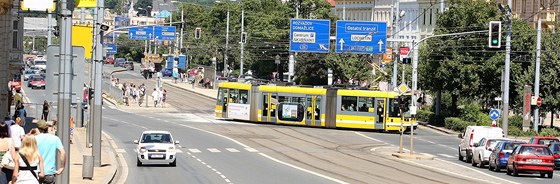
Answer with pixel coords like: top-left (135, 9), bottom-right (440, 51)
top-left (472, 137), bottom-right (511, 168)
top-left (114, 58), bottom-right (126, 67)
top-left (458, 126), bottom-right (504, 163)
top-left (134, 130), bottom-right (179, 167)
top-left (529, 136), bottom-right (559, 145)
top-left (10, 78), bottom-right (21, 92)
top-left (488, 141), bottom-right (527, 172)
top-left (506, 144), bottom-right (554, 178)
top-left (27, 75), bottom-right (42, 87)
top-left (160, 68), bottom-right (172, 77)
top-left (23, 70), bottom-right (37, 81)
top-left (548, 142), bottom-right (560, 169)
top-left (29, 76), bottom-right (46, 89)
top-left (105, 57), bottom-right (114, 64)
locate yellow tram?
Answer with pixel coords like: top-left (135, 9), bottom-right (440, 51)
top-left (215, 82), bottom-right (417, 131)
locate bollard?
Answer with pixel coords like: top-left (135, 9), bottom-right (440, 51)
top-left (82, 155), bottom-right (94, 180)
top-left (77, 98), bottom-right (83, 128)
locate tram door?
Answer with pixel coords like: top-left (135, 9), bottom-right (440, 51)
top-left (261, 93), bottom-right (278, 123)
top-left (221, 88), bottom-right (229, 118)
top-left (306, 95), bottom-right (321, 126)
top-left (374, 99), bottom-right (385, 129)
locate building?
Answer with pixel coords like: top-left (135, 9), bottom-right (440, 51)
top-left (333, 0), bottom-right (445, 41)
top-left (495, 0), bottom-right (557, 30)
top-left (0, 0), bottom-right (24, 114)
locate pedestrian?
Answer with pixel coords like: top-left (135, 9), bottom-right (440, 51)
top-left (41, 101), bottom-right (50, 121)
top-left (161, 89), bottom-right (167, 108)
top-left (0, 122), bottom-right (15, 184)
top-left (35, 120), bottom-right (65, 184)
top-left (123, 84), bottom-right (129, 106)
top-left (3, 116), bottom-right (14, 127)
top-left (158, 88), bottom-right (164, 108)
top-left (132, 85), bottom-right (138, 103)
top-left (151, 88), bottom-right (159, 107)
top-left (12, 135), bottom-right (44, 184)
top-left (69, 117), bottom-right (74, 144)
top-left (9, 117), bottom-right (24, 151)
top-left (16, 103), bottom-right (26, 127)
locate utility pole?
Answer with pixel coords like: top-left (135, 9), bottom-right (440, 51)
top-left (88, 6), bottom-right (98, 148)
top-left (502, 0), bottom-right (512, 137)
top-left (534, 15), bottom-right (542, 132)
top-left (440, 0), bottom-right (445, 13)
top-left (56, 0), bottom-right (72, 183)
top-left (47, 14), bottom-right (52, 45)
top-left (169, 12), bottom-right (172, 54)
top-left (92, 0), bottom-right (105, 167)
top-left (180, 8), bottom-right (184, 56)
top-left (391, 0), bottom-right (400, 88)
top-left (240, 8), bottom-right (244, 77)
top-left (224, 9), bottom-right (230, 77)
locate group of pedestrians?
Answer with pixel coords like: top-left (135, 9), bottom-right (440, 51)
top-left (150, 88), bottom-right (167, 108)
top-left (120, 82), bottom-right (147, 106)
top-left (0, 117), bottom-right (65, 184)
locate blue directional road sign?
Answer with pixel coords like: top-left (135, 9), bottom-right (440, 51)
top-left (128, 26), bottom-right (154, 40)
top-left (155, 26), bottom-right (176, 41)
top-left (489, 109), bottom-right (500, 120)
top-left (336, 21), bottom-right (387, 54)
top-left (289, 19), bottom-right (330, 53)
top-left (105, 43), bottom-right (117, 55)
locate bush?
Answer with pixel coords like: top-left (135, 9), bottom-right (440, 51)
top-left (539, 128), bottom-right (560, 137)
top-left (416, 110), bottom-right (434, 123)
top-left (445, 117), bottom-right (476, 132)
top-left (509, 115), bottom-right (523, 129)
top-left (508, 126), bottom-right (524, 137)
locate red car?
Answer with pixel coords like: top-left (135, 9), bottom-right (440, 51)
top-left (106, 57), bottom-right (114, 64)
top-left (10, 79), bottom-right (21, 92)
top-left (29, 76), bottom-right (46, 89)
top-left (529, 136), bottom-right (559, 145)
top-left (506, 144), bottom-right (554, 178)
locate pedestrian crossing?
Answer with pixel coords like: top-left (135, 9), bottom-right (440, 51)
top-left (129, 147), bottom-right (260, 154)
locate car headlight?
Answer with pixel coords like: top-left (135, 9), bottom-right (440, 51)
top-left (168, 146), bottom-right (175, 152)
top-left (139, 147), bottom-right (146, 153)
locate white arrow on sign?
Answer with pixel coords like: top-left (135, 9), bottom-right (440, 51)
top-left (339, 38), bottom-right (345, 51)
top-left (319, 44), bottom-right (328, 50)
top-left (490, 111), bottom-right (499, 118)
top-left (377, 40), bottom-right (384, 52)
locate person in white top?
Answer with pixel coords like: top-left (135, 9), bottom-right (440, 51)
top-left (151, 88), bottom-right (159, 107)
top-left (9, 117), bottom-right (25, 150)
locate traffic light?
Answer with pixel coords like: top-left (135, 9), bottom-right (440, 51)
top-left (241, 32), bottom-right (247, 44)
top-left (88, 88), bottom-right (94, 102)
top-left (402, 58), bottom-right (411, 65)
top-left (195, 27), bottom-right (201, 40)
top-left (488, 21), bottom-right (501, 48)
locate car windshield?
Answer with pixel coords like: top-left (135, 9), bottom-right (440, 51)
top-left (538, 139), bottom-right (559, 145)
top-left (116, 58), bottom-right (125, 62)
top-left (520, 146), bottom-right (552, 155)
top-left (141, 133), bottom-right (172, 143)
top-left (35, 60), bottom-right (46, 65)
top-left (504, 142), bottom-right (523, 150)
top-left (32, 77), bottom-right (44, 81)
top-left (25, 70), bottom-right (34, 74)
top-left (487, 140), bottom-right (502, 149)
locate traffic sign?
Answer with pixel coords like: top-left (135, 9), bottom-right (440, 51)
top-left (336, 20), bottom-right (387, 54)
top-left (537, 97), bottom-right (542, 107)
top-left (397, 84), bottom-right (409, 94)
top-left (128, 26), bottom-right (153, 40)
top-left (489, 109), bottom-right (500, 121)
top-left (289, 19), bottom-right (331, 53)
top-left (105, 43), bottom-right (117, 55)
top-left (155, 26), bottom-right (176, 41)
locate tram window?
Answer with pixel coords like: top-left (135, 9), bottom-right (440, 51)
top-left (217, 88), bottom-right (226, 104)
top-left (306, 98), bottom-right (312, 120)
top-left (341, 96), bottom-right (358, 111)
top-left (315, 97), bottom-right (321, 120)
top-left (388, 98), bottom-right (401, 117)
top-left (262, 95), bottom-right (268, 117)
top-left (278, 103), bottom-right (305, 122)
top-left (358, 97), bottom-right (374, 112)
top-left (230, 89), bottom-right (239, 103)
top-left (271, 94), bottom-right (277, 117)
top-left (239, 90), bottom-right (249, 104)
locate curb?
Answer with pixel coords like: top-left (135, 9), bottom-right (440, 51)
top-left (101, 131), bottom-right (119, 184)
top-left (163, 81), bottom-right (217, 100)
top-left (391, 153), bottom-right (434, 160)
top-left (418, 121), bottom-right (456, 135)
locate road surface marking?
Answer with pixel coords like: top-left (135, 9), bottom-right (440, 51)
top-left (208, 148), bottom-right (221, 153)
top-left (245, 148), bottom-right (259, 152)
top-left (226, 148), bottom-right (240, 152)
top-left (115, 149), bottom-right (126, 153)
top-left (354, 132), bottom-right (383, 142)
top-left (421, 153), bottom-right (435, 157)
top-left (437, 154), bottom-right (454, 158)
top-left (176, 149), bottom-right (183, 153)
top-left (187, 150), bottom-right (232, 183)
top-left (433, 158), bottom-right (520, 184)
top-left (188, 149), bottom-right (201, 153)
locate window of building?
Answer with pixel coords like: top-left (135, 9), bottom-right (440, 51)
top-left (429, 9), bottom-right (433, 25)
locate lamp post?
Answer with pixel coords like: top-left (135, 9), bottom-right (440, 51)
top-left (275, 55), bottom-right (280, 81)
top-left (139, 7), bottom-right (151, 54)
top-left (212, 57), bottom-right (217, 88)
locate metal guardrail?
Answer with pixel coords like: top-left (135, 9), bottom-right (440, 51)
top-left (102, 79), bottom-right (124, 104)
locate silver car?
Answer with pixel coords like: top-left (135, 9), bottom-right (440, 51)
top-left (134, 130), bottom-right (179, 166)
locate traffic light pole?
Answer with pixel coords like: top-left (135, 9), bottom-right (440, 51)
top-left (92, 0), bottom-right (105, 168)
top-left (533, 17), bottom-right (541, 132)
top-left (502, 0), bottom-right (512, 137)
top-left (57, 0), bottom-right (72, 183)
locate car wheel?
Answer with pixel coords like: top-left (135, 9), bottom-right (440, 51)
top-left (506, 166), bottom-right (511, 175)
top-left (136, 158), bottom-right (142, 166)
top-left (549, 171), bottom-right (553, 178)
top-left (466, 150), bottom-right (472, 163)
top-left (494, 160), bottom-right (501, 172)
top-left (458, 148), bottom-right (464, 161)
top-left (488, 160), bottom-right (494, 171)
top-left (170, 159), bottom-right (176, 167)
top-left (512, 164), bottom-right (519, 177)
top-left (478, 156), bottom-right (485, 168)
top-left (541, 173), bottom-right (546, 178)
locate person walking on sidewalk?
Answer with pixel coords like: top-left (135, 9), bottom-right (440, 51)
top-left (12, 135), bottom-right (44, 184)
top-left (161, 89), bottom-right (167, 108)
top-left (158, 88), bottom-right (164, 108)
top-left (35, 120), bottom-right (65, 184)
top-left (0, 122), bottom-right (15, 184)
top-left (3, 116), bottom-right (14, 127)
top-left (10, 117), bottom-right (24, 151)
top-left (41, 101), bottom-right (50, 121)
top-left (151, 88), bottom-right (159, 107)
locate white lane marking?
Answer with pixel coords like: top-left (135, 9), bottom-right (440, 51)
top-left (208, 148), bottom-right (221, 153)
top-left (438, 154), bottom-right (455, 158)
top-left (176, 124), bottom-right (347, 184)
top-left (244, 148), bottom-right (259, 152)
top-left (354, 132), bottom-right (383, 142)
top-left (186, 152), bottom-right (232, 183)
top-left (259, 153), bottom-right (349, 184)
top-left (188, 149), bottom-right (201, 153)
top-left (176, 149), bottom-right (183, 153)
top-left (434, 158), bottom-right (520, 184)
top-left (115, 149), bottom-right (126, 153)
top-left (421, 153), bottom-right (435, 157)
top-left (226, 148), bottom-right (240, 152)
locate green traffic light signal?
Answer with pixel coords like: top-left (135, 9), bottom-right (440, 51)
top-left (492, 39), bottom-right (498, 45)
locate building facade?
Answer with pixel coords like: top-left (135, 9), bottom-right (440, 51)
top-left (495, 0), bottom-right (557, 29)
top-left (0, 0), bottom-right (24, 115)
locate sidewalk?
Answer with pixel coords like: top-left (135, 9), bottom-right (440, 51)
top-left (161, 78), bottom-right (217, 100)
top-left (68, 127), bottom-right (117, 184)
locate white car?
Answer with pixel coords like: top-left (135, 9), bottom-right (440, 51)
top-left (458, 126), bottom-right (504, 163)
top-left (134, 130), bottom-right (179, 167)
top-left (471, 137), bottom-right (511, 168)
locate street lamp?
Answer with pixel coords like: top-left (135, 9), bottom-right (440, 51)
top-left (215, 0), bottom-right (237, 77)
top-left (275, 55), bottom-right (280, 81)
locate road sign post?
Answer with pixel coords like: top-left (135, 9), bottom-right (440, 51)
top-left (336, 21), bottom-right (387, 54)
top-left (289, 19), bottom-right (331, 53)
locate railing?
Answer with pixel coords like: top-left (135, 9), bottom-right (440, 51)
top-left (102, 79), bottom-right (124, 104)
